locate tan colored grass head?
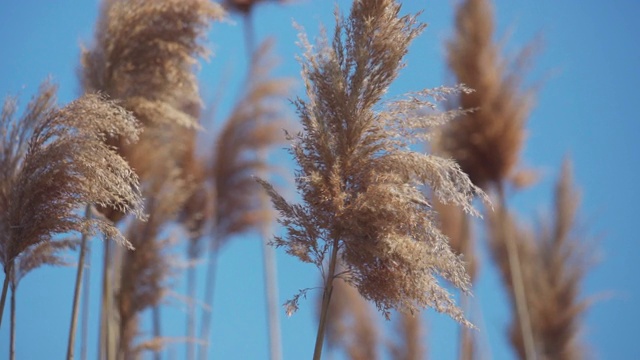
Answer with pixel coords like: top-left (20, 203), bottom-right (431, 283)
top-left (0, 82), bottom-right (144, 274)
top-left (439, 0), bottom-right (535, 190)
top-left (260, 0), bottom-right (487, 325)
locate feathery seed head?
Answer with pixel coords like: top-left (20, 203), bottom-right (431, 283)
top-left (0, 82), bottom-right (144, 272)
top-left (438, 0), bottom-right (535, 190)
top-left (260, 0), bottom-right (487, 325)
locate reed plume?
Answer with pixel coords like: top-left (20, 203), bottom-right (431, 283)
top-left (0, 82), bottom-right (144, 328)
top-left (488, 159), bottom-right (589, 360)
top-left (81, 0), bottom-right (222, 126)
top-left (81, 0), bottom-right (224, 192)
top-left (440, 0), bottom-right (538, 357)
top-left (80, 2), bottom-right (221, 357)
top-left (440, 0), bottom-right (534, 191)
top-left (258, 1), bottom-right (486, 358)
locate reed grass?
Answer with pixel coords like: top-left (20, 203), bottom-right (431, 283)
top-left (0, 1), bottom-right (597, 359)
top-left (258, 1), bottom-right (487, 358)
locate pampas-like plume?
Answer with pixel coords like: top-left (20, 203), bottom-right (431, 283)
top-left (0, 82), bottom-right (144, 327)
top-left (82, 0), bottom-right (223, 128)
top-left (441, 1), bottom-right (539, 357)
top-left (258, 0), bottom-right (486, 358)
top-left (81, 0), bottom-right (224, 196)
top-left (439, 0), bottom-right (534, 191)
top-left (488, 159), bottom-right (589, 360)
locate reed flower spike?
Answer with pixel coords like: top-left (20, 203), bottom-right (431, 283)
top-left (259, 0), bottom-right (487, 337)
top-left (0, 82), bottom-right (144, 326)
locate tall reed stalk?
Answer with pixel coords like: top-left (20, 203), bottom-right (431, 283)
top-left (67, 205), bottom-right (92, 360)
top-left (0, 262), bottom-right (12, 328)
top-left (9, 269), bottom-right (15, 360)
top-left (312, 238), bottom-right (339, 360)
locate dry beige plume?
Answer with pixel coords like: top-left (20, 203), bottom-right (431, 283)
top-left (0, 83), bottom-right (144, 330)
top-left (438, 0), bottom-right (535, 190)
top-left (0, 82), bottom-right (143, 267)
top-left (260, 0), bottom-right (487, 326)
top-left (82, 0), bottom-right (223, 128)
top-left (488, 159), bottom-right (589, 360)
top-left (81, 0), bottom-right (223, 222)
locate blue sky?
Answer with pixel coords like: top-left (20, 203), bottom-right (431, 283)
top-left (1, 1), bottom-right (639, 359)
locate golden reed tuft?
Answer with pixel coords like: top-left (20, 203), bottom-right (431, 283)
top-left (259, 0), bottom-right (487, 336)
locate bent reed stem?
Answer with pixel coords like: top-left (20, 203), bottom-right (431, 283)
top-left (313, 237), bottom-right (340, 360)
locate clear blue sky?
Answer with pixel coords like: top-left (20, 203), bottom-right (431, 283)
top-left (1, 1), bottom-right (639, 359)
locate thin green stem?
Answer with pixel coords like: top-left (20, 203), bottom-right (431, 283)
top-left (497, 183), bottom-right (537, 360)
top-left (312, 238), bottom-right (340, 360)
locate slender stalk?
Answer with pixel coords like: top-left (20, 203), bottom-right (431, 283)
top-left (80, 241), bottom-right (91, 360)
top-left (152, 306), bottom-right (162, 360)
top-left (197, 240), bottom-right (219, 360)
top-left (109, 242), bottom-right (123, 360)
top-left (0, 262), bottom-right (13, 328)
top-left (242, 14), bottom-right (283, 358)
top-left (186, 262), bottom-right (196, 360)
top-left (67, 205), bottom-right (92, 360)
top-left (312, 238), bottom-right (340, 360)
top-left (497, 184), bottom-right (537, 360)
top-left (261, 225), bottom-right (282, 360)
top-left (99, 238), bottom-right (113, 360)
top-left (9, 280), bottom-right (15, 360)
